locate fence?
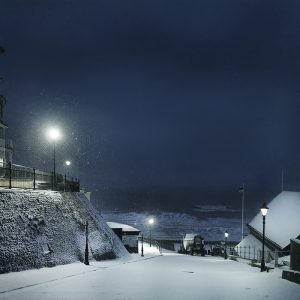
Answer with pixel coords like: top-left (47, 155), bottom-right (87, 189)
top-left (138, 236), bottom-right (162, 254)
top-left (234, 245), bottom-right (290, 265)
top-left (0, 163), bottom-right (80, 192)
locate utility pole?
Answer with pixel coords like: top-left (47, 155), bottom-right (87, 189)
top-left (84, 221), bottom-right (89, 265)
top-left (239, 184), bottom-right (245, 240)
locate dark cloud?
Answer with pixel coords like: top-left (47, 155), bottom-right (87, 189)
top-left (1, 0), bottom-right (300, 212)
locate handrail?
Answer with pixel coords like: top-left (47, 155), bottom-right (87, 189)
top-left (139, 236), bottom-right (162, 254)
top-left (0, 163), bottom-right (80, 192)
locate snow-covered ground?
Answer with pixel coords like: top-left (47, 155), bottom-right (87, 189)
top-left (0, 246), bottom-right (299, 300)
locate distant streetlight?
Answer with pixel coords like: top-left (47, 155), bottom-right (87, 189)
top-left (148, 218), bottom-right (154, 247)
top-left (224, 230), bottom-right (229, 259)
top-left (47, 127), bottom-right (61, 190)
top-left (260, 202), bottom-right (269, 272)
top-left (63, 161), bottom-right (71, 192)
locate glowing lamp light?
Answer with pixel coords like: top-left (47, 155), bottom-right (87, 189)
top-left (65, 160), bottom-right (71, 166)
top-left (225, 230), bottom-right (229, 238)
top-left (260, 203), bottom-right (269, 216)
top-left (148, 218), bottom-right (154, 225)
top-left (47, 127), bottom-right (61, 141)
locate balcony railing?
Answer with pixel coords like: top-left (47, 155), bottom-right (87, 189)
top-left (0, 163), bottom-right (80, 192)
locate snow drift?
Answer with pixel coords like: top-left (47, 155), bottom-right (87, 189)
top-left (0, 189), bottom-right (129, 273)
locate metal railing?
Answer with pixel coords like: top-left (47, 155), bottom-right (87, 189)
top-left (234, 245), bottom-right (290, 265)
top-left (138, 236), bottom-right (162, 254)
top-left (0, 163), bottom-right (80, 192)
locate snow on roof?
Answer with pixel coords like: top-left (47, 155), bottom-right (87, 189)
top-left (184, 233), bottom-right (201, 239)
top-left (249, 191), bottom-right (300, 249)
top-left (235, 234), bottom-right (262, 249)
top-left (107, 222), bottom-right (140, 233)
top-left (291, 238), bottom-right (300, 245)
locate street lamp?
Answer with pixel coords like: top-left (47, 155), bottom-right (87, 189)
top-left (84, 221), bottom-right (89, 265)
top-left (141, 234), bottom-right (144, 257)
top-left (47, 127), bottom-right (61, 190)
top-left (63, 160), bottom-right (71, 192)
top-left (260, 202), bottom-right (269, 272)
top-left (65, 160), bottom-right (71, 177)
top-left (224, 230), bottom-right (229, 259)
top-left (148, 218), bottom-right (154, 247)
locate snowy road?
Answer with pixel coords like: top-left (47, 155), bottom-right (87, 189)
top-left (0, 253), bottom-right (299, 300)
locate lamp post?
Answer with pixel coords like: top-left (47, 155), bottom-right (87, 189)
top-left (260, 202), bottom-right (269, 272)
top-left (65, 160), bottom-right (71, 176)
top-left (224, 230), bottom-right (229, 259)
top-left (64, 160), bottom-right (71, 192)
top-left (141, 234), bottom-right (144, 257)
top-left (47, 127), bottom-right (61, 190)
top-left (84, 220), bottom-right (89, 265)
top-left (148, 218), bottom-right (154, 247)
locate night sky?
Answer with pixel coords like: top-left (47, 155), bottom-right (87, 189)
top-left (1, 0), bottom-right (300, 215)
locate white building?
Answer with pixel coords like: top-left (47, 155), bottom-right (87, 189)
top-left (235, 191), bottom-right (300, 261)
top-left (107, 222), bottom-right (140, 253)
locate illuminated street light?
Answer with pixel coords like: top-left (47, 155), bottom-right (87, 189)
top-left (47, 127), bottom-right (61, 141)
top-left (47, 127), bottom-right (61, 190)
top-left (148, 218), bottom-right (154, 247)
top-left (260, 202), bottom-right (269, 272)
top-left (224, 230), bottom-right (229, 259)
top-left (65, 160), bottom-right (71, 166)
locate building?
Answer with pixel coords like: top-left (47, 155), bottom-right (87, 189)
top-left (107, 222), bottom-right (140, 253)
top-left (235, 191), bottom-right (300, 261)
top-left (0, 94), bottom-right (13, 169)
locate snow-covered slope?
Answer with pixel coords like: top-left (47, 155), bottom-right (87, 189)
top-left (0, 190), bottom-right (129, 273)
top-left (249, 191), bottom-right (300, 249)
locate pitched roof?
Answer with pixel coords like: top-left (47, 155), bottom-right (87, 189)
top-left (107, 221), bottom-right (140, 233)
top-left (249, 191), bottom-right (300, 249)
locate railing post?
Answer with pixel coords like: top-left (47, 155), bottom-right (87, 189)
top-left (9, 162), bottom-right (12, 189)
top-left (33, 168), bottom-right (36, 190)
top-left (64, 174), bottom-right (66, 192)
